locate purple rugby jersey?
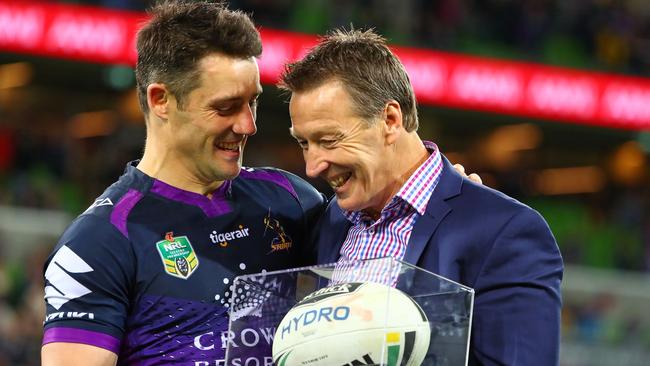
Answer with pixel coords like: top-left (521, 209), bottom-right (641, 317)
top-left (42, 162), bottom-right (325, 365)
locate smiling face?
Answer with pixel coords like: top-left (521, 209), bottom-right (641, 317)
top-left (162, 53), bottom-right (262, 185)
top-left (289, 80), bottom-right (401, 214)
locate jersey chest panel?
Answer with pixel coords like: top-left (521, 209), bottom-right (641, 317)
top-left (118, 192), bottom-right (302, 365)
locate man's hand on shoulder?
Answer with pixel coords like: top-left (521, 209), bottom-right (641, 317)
top-left (453, 163), bottom-right (483, 185)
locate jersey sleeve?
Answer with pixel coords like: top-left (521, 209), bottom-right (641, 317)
top-left (42, 213), bottom-right (136, 354)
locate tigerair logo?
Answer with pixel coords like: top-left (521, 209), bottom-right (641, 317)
top-left (264, 209), bottom-right (292, 253)
top-left (210, 225), bottom-right (250, 247)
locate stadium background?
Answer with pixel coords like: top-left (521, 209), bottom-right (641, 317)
top-left (0, 0), bottom-right (649, 365)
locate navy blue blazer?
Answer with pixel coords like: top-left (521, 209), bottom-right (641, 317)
top-left (314, 156), bottom-right (563, 366)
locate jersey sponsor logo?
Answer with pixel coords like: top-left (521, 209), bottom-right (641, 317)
top-left (193, 328), bottom-right (276, 366)
top-left (193, 327), bottom-right (275, 351)
top-left (45, 311), bottom-right (95, 322)
top-left (194, 358), bottom-right (274, 366)
top-left (156, 232), bottom-right (199, 279)
top-left (263, 210), bottom-right (292, 254)
top-left (83, 197), bottom-right (113, 213)
top-left (44, 245), bottom-right (94, 310)
top-left (210, 225), bottom-right (250, 247)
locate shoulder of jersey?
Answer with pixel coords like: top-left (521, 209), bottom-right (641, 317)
top-left (80, 181), bottom-right (141, 220)
top-left (238, 166), bottom-right (323, 199)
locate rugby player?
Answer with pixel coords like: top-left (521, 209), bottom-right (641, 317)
top-left (41, 1), bottom-right (325, 365)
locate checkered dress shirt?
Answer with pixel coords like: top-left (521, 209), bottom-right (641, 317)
top-left (339, 141), bottom-right (443, 264)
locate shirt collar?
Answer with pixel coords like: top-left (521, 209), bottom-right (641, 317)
top-left (342, 140), bottom-right (442, 222)
top-left (394, 141), bottom-right (441, 215)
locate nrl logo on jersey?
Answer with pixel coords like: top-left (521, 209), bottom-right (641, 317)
top-left (156, 232), bottom-right (199, 279)
top-left (263, 209), bottom-right (293, 254)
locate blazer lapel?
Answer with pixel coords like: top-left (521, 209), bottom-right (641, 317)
top-left (403, 155), bottom-right (462, 265)
top-left (404, 198), bottom-right (450, 264)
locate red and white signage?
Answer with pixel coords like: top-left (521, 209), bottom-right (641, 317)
top-left (0, 1), bottom-right (143, 64)
top-left (1, 1), bottom-right (649, 130)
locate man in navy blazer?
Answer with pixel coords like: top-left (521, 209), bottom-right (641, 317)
top-left (279, 28), bottom-right (563, 365)
top-left (314, 157), bottom-right (563, 365)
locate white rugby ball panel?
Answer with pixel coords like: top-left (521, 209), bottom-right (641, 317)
top-left (272, 282), bottom-right (431, 366)
top-left (273, 326), bottom-right (428, 365)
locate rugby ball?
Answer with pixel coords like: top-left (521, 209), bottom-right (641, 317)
top-left (272, 282), bottom-right (430, 366)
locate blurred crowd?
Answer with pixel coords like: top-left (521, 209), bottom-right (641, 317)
top-left (0, 244), bottom-right (47, 366)
top-left (1, 0), bottom-right (650, 365)
top-left (248, 0), bottom-right (650, 76)
top-left (79, 0), bottom-right (650, 76)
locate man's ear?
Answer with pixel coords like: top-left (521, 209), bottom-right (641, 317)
top-left (383, 100), bottom-right (403, 145)
top-left (147, 83), bottom-right (170, 121)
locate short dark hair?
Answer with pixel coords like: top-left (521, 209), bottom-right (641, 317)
top-left (279, 28), bottom-right (418, 132)
top-left (135, 0), bottom-right (262, 115)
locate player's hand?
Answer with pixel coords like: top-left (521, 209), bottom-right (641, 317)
top-left (453, 164), bottom-right (482, 185)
